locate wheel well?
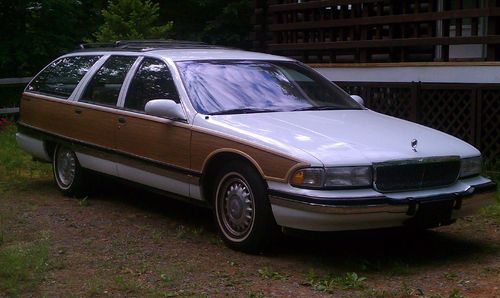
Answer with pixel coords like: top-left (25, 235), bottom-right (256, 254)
top-left (43, 140), bottom-right (56, 161)
top-left (200, 152), bottom-right (267, 204)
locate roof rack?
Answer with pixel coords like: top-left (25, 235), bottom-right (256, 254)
top-left (76, 39), bottom-right (227, 51)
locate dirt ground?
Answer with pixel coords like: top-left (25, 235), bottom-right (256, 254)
top-left (0, 173), bottom-right (499, 298)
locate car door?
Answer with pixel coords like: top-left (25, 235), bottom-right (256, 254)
top-left (75, 55), bottom-right (139, 176)
top-left (116, 57), bottom-right (191, 197)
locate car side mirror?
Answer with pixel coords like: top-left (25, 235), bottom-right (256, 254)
top-left (350, 95), bottom-right (364, 106)
top-left (145, 99), bottom-right (186, 120)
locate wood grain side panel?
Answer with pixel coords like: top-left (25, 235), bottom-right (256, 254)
top-left (20, 93), bottom-right (115, 149)
top-left (190, 130), bottom-right (303, 182)
top-left (20, 93), bottom-right (304, 182)
top-left (116, 115), bottom-right (191, 169)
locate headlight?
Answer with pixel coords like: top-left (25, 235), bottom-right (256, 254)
top-left (460, 156), bottom-right (482, 178)
top-left (324, 166), bottom-right (372, 187)
top-left (290, 166), bottom-right (372, 188)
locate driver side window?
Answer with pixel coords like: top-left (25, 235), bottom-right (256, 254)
top-left (124, 58), bottom-right (180, 112)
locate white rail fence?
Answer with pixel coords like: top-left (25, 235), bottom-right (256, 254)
top-left (0, 77), bottom-right (31, 116)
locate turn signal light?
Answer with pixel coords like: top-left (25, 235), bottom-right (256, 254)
top-left (291, 170), bottom-right (305, 185)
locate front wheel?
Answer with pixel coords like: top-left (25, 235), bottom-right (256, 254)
top-left (52, 145), bottom-right (87, 197)
top-left (213, 161), bottom-right (275, 253)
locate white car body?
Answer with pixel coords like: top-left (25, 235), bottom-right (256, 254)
top-left (17, 45), bottom-right (496, 237)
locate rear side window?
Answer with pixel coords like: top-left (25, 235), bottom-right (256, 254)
top-left (27, 56), bottom-right (101, 98)
top-left (80, 56), bottom-right (137, 107)
top-left (124, 58), bottom-right (180, 112)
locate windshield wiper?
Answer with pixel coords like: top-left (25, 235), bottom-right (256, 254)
top-left (209, 108), bottom-right (278, 115)
top-left (292, 106), bottom-right (358, 111)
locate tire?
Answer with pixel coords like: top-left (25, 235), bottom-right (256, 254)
top-left (213, 161), bottom-right (275, 253)
top-left (52, 145), bottom-right (87, 197)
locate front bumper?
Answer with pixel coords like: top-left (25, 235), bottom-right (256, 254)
top-left (269, 178), bottom-right (496, 231)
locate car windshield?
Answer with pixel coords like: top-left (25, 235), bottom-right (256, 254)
top-left (176, 60), bottom-right (362, 115)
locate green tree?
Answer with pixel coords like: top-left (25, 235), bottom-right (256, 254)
top-left (202, 0), bottom-right (252, 46)
top-left (93, 0), bottom-right (172, 42)
top-left (0, 0), bottom-right (104, 77)
top-left (157, 0), bottom-right (252, 48)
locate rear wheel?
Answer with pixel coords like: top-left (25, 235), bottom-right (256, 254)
top-left (213, 161), bottom-right (275, 253)
top-left (52, 145), bottom-right (87, 197)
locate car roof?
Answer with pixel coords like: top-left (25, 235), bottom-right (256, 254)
top-left (153, 48), bottom-right (293, 61)
top-left (68, 40), bottom-right (293, 62)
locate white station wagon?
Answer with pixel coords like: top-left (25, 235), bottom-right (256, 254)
top-left (17, 40), bottom-right (496, 252)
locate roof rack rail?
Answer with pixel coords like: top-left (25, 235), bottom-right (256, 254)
top-left (77, 39), bottom-right (226, 51)
top-left (76, 42), bottom-right (117, 49)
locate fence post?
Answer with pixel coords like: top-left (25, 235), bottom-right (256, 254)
top-left (474, 86), bottom-right (482, 149)
top-left (410, 81), bottom-right (419, 122)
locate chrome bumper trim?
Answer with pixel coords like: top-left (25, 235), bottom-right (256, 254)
top-left (269, 196), bottom-right (408, 215)
top-left (269, 181), bottom-right (496, 216)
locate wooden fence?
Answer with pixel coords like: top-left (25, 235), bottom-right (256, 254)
top-left (338, 81), bottom-right (500, 168)
top-left (253, 0), bottom-right (500, 63)
top-left (0, 107), bottom-right (19, 115)
top-left (0, 77), bottom-right (29, 116)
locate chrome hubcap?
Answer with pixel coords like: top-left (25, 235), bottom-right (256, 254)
top-left (217, 174), bottom-right (255, 240)
top-left (56, 148), bottom-right (76, 187)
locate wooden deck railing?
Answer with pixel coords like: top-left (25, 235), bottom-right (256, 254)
top-left (253, 0), bottom-right (500, 63)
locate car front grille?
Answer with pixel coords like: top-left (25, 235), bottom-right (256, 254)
top-left (373, 156), bottom-right (461, 192)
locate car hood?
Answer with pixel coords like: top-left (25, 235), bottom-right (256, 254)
top-left (195, 110), bottom-right (479, 166)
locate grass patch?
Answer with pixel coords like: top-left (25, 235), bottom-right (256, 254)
top-left (0, 238), bottom-right (50, 296)
top-left (257, 266), bottom-right (288, 280)
top-left (388, 260), bottom-right (412, 276)
top-left (114, 275), bottom-right (141, 293)
top-left (303, 270), bottom-right (367, 293)
top-left (247, 291), bottom-right (266, 298)
top-left (0, 125), bottom-right (51, 192)
top-left (481, 174), bottom-right (500, 223)
top-left (86, 277), bottom-right (105, 296)
top-left (0, 215), bottom-right (4, 246)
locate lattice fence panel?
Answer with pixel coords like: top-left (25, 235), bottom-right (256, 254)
top-left (367, 87), bottom-right (414, 120)
top-left (337, 82), bottom-right (370, 107)
top-left (418, 88), bottom-right (475, 144)
top-left (479, 89), bottom-right (500, 168)
top-left (339, 84), bottom-right (365, 97)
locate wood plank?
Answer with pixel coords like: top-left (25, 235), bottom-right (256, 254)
top-left (308, 61), bottom-right (500, 68)
top-left (269, 36), bottom-right (500, 51)
top-left (269, 8), bottom-right (500, 31)
top-left (0, 108), bottom-right (20, 114)
top-left (0, 77), bottom-right (32, 85)
top-left (269, 0), bottom-right (380, 12)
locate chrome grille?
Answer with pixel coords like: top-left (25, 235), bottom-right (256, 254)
top-left (373, 156), bottom-right (461, 192)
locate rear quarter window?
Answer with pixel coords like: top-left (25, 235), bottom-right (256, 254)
top-left (27, 55), bottom-right (101, 99)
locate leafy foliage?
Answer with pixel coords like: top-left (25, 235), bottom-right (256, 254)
top-left (160, 0), bottom-right (252, 48)
top-left (92, 0), bottom-right (172, 42)
top-left (0, 0), bottom-right (252, 77)
top-left (0, 0), bottom-right (105, 77)
top-left (304, 270), bottom-right (367, 293)
top-left (258, 266), bottom-right (288, 280)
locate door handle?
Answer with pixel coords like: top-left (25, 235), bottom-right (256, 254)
top-left (118, 117), bottom-right (126, 124)
top-left (74, 109), bottom-right (82, 114)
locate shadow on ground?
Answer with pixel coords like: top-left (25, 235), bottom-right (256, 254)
top-left (23, 175), bottom-right (498, 274)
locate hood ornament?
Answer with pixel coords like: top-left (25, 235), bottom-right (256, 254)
top-left (411, 139), bottom-right (418, 152)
